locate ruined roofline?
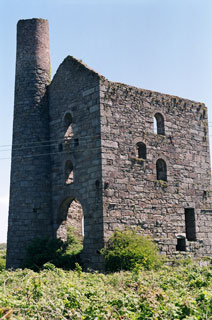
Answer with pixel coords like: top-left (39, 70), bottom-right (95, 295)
top-left (51, 55), bottom-right (106, 84)
top-left (106, 80), bottom-right (206, 108)
top-left (52, 55), bottom-right (206, 108)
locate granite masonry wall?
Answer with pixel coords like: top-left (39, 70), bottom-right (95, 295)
top-left (7, 19), bottom-right (52, 268)
top-left (48, 57), bottom-right (104, 268)
top-left (7, 18), bottom-right (212, 270)
top-left (99, 79), bottom-right (212, 256)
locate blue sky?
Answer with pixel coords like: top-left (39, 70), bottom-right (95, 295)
top-left (0, 0), bottom-right (211, 242)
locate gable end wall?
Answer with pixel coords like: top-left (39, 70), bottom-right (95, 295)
top-left (48, 57), bottom-right (104, 269)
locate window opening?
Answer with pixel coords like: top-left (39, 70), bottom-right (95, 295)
top-left (82, 215), bottom-right (84, 237)
top-left (136, 142), bottom-right (146, 159)
top-left (153, 117), bottom-right (157, 134)
top-left (58, 143), bottom-right (63, 152)
top-left (65, 160), bottom-right (74, 184)
top-left (154, 113), bottom-right (165, 135)
top-left (156, 159), bottom-right (167, 181)
top-left (64, 113), bottom-right (73, 139)
top-left (185, 208), bottom-right (196, 241)
top-left (176, 236), bottom-right (186, 251)
top-left (64, 113), bottom-right (72, 129)
top-left (74, 138), bottom-right (79, 147)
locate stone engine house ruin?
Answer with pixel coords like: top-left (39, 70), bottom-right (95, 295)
top-left (6, 18), bottom-right (212, 269)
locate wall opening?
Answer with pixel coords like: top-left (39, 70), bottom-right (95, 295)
top-left (176, 236), bottom-right (186, 251)
top-left (154, 113), bottom-right (165, 135)
top-left (64, 112), bottom-right (73, 139)
top-left (74, 138), bottom-right (79, 147)
top-left (65, 160), bottom-right (74, 184)
top-left (156, 159), bottom-right (167, 181)
top-left (57, 198), bottom-right (84, 242)
top-left (58, 143), bottom-right (63, 152)
top-left (136, 142), bottom-right (146, 159)
top-left (185, 208), bottom-right (196, 241)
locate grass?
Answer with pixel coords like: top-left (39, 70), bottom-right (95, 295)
top-left (0, 258), bottom-right (212, 319)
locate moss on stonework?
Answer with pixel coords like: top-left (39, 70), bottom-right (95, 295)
top-left (203, 121), bottom-right (208, 128)
top-left (155, 180), bottom-right (168, 188)
top-left (130, 156), bottom-right (145, 163)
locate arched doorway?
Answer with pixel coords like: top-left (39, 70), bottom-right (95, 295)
top-left (57, 198), bottom-right (84, 242)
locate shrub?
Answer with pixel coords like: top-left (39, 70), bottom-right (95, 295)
top-left (23, 227), bottom-right (83, 270)
top-left (101, 229), bottom-right (162, 272)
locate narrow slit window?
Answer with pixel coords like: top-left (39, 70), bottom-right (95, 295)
top-left (136, 142), bottom-right (146, 159)
top-left (185, 208), bottom-right (196, 241)
top-left (154, 113), bottom-right (165, 135)
top-left (58, 143), bottom-right (63, 152)
top-left (156, 159), bottom-right (167, 181)
top-left (74, 138), bottom-right (79, 147)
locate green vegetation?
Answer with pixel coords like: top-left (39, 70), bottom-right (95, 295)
top-left (101, 229), bottom-right (162, 272)
top-left (0, 244), bottom-right (6, 271)
top-left (1, 233), bottom-right (212, 318)
top-left (23, 227), bottom-right (83, 271)
top-left (0, 260), bottom-right (212, 319)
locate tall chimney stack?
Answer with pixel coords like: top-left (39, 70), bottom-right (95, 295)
top-left (7, 19), bottom-right (52, 268)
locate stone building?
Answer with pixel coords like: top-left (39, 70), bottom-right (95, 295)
top-left (6, 18), bottom-right (212, 269)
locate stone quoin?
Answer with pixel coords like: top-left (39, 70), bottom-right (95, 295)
top-left (6, 18), bottom-right (212, 269)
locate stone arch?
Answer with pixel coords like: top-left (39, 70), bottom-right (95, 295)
top-left (154, 113), bottom-right (165, 135)
top-left (57, 197), bottom-right (84, 241)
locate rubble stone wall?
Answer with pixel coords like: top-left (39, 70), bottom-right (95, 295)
top-left (100, 79), bottom-right (212, 256)
top-left (48, 57), bottom-right (104, 269)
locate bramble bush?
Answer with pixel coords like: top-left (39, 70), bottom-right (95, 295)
top-left (23, 227), bottom-right (83, 270)
top-left (1, 238), bottom-right (212, 319)
top-left (101, 228), bottom-right (162, 272)
top-left (1, 260), bottom-right (212, 319)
